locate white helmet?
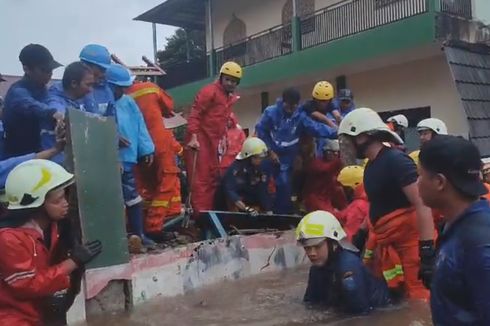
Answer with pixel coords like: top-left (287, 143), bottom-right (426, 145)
top-left (338, 107), bottom-right (403, 145)
top-left (387, 114), bottom-right (408, 128)
top-left (296, 210), bottom-right (358, 252)
top-left (236, 137), bottom-right (268, 160)
top-left (417, 118), bottom-right (448, 135)
top-left (5, 159), bottom-right (74, 210)
top-left (323, 139), bottom-right (340, 152)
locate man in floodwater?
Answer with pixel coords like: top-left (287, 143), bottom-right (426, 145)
top-left (296, 210), bottom-right (391, 314)
top-left (417, 136), bottom-right (490, 325)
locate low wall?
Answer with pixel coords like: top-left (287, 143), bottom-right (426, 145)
top-left (69, 231), bottom-right (306, 324)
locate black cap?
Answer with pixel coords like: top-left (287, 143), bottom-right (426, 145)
top-left (338, 89), bottom-right (353, 101)
top-left (420, 135), bottom-right (488, 197)
top-left (19, 44), bottom-right (62, 70)
top-left (0, 73), bottom-right (5, 82)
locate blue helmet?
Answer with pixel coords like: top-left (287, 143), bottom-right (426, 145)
top-left (338, 88), bottom-right (353, 101)
top-left (106, 64), bottom-right (134, 87)
top-left (79, 44), bottom-right (111, 70)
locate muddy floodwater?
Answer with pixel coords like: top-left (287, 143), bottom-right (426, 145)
top-left (88, 267), bottom-right (432, 326)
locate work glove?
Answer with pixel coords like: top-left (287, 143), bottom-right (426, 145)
top-left (418, 240), bottom-right (436, 289)
top-left (70, 240), bottom-right (103, 266)
top-left (352, 228), bottom-right (368, 253)
top-left (245, 206), bottom-right (259, 217)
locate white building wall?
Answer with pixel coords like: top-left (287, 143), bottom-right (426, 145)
top-left (349, 55), bottom-right (468, 137)
top-left (473, 0), bottom-right (490, 24)
top-left (232, 55), bottom-right (469, 137)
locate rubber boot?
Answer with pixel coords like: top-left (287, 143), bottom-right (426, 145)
top-left (127, 203), bottom-right (156, 249)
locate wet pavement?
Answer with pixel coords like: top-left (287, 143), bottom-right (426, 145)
top-left (88, 267), bottom-right (432, 326)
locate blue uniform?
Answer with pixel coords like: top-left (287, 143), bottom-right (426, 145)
top-left (298, 100), bottom-right (339, 158)
top-left (327, 97), bottom-right (355, 122)
top-left (0, 153), bottom-right (35, 188)
top-left (304, 248), bottom-right (390, 314)
top-left (220, 159), bottom-right (272, 211)
top-left (115, 95), bottom-right (154, 206)
top-left (78, 81), bottom-right (114, 116)
top-left (431, 199), bottom-right (490, 325)
top-left (43, 82), bottom-right (84, 164)
top-left (255, 99), bottom-right (336, 213)
top-left (3, 78), bottom-right (57, 157)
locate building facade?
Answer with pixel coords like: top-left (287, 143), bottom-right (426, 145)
top-left (137, 0), bottom-right (490, 154)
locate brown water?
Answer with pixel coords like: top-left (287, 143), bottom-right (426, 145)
top-left (88, 267), bottom-right (432, 326)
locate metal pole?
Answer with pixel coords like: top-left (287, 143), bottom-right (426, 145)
top-left (152, 23), bottom-right (158, 64)
top-left (207, 0), bottom-right (216, 75)
top-left (292, 0), bottom-right (297, 17)
top-left (208, 0), bottom-right (214, 51)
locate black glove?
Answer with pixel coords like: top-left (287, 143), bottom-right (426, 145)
top-left (245, 206), bottom-right (259, 217)
top-left (70, 240), bottom-right (103, 266)
top-left (352, 228), bottom-right (368, 253)
top-left (418, 240), bottom-right (436, 289)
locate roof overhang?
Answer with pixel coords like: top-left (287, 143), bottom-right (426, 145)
top-left (134, 0), bottom-right (206, 30)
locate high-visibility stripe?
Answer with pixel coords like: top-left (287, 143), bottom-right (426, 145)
top-left (382, 264), bottom-right (404, 281)
top-left (363, 249), bottom-right (373, 259)
top-left (150, 200), bottom-right (170, 208)
top-left (5, 269), bottom-right (36, 285)
top-left (171, 196), bottom-right (181, 202)
top-left (129, 87), bottom-right (160, 99)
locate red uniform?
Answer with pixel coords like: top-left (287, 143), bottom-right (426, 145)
top-left (302, 158), bottom-right (347, 212)
top-left (0, 223), bottom-right (71, 325)
top-left (184, 81), bottom-right (239, 217)
top-left (336, 184), bottom-right (369, 241)
top-left (220, 113), bottom-right (246, 174)
top-left (127, 82), bottom-right (183, 233)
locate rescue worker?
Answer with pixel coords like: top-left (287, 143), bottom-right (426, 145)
top-left (329, 88), bottom-right (356, 124)
top-left (185, 61), bottom-right (242, 218)
top-left (255, 87), bottom-right (337, 214)
top-left (336, 165), bottom-right (369, 243)
top-left (44, 61), bottom-right (95, 163)
top-left (416, 136), bottom-right (490, 324)
top-left (297, 210), bottom-right (391, 314)
top-left (0, 159), bottom-right (102, 325)
top-left (220, 112), bottom-right (246, 173)
top-left (0, 125), bottom-right (66, 189)
top-left (483, 162), bottom-right (490, 184)
top-left (302, 139), bottom-right (346, 213)
top-left (338, 107), bottom-right (434, 300)
top-left (300, 81), bottom-right (337, 128)
top-left (386, 114), bottom-right (408, 142)
top-left (106, 64), bottom-right (156, 249)
top-left (417, 117), bottom-right (447, 145)
top-left (409, 117), bottom-right (448, 180)
top-left (78, 44), bottom-right (114, 115)
top-left (3, 44), bottom-right (63, 157)
top-left (219, 137), bottom-right (272, 215)
top-left (127, 80), bottom-right (182, 235)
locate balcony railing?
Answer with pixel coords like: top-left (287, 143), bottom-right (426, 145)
top-left (301, 0), bottom-right (427, 49)
top-left (215, 23), bottom-right (292, 70)
top-left (440, 0), bottom-right (472, 19)
top-left (159, 57), bottom-right (208, 89)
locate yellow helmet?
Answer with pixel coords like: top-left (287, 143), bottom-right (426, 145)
top-left (361, 158), bottom-right (369, 168)
top-left (296, 210), bottom-right (358, 251)
top-left (409, 150), bottom-right (420, 166)
top-left (5, 159), bottom-right (74, 210)
top-left (312, 81), bottom-right (334, 101)
top-left (236, 137), bottom-right (268, 160)
top-left (337, 165), bottom-right (364, 189)
top-left (220, 61), bottom-right (243, 79)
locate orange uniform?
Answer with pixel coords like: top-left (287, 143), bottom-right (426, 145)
top-left (127, 82), bottom-right (182, 233)
top-left (363, 208), bottom-right (429, 300)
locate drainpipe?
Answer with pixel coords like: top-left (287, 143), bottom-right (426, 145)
top-left (207, 0), bottom-right (216, 76)
top-left (152, 23), bottom-right (158, 64)
top-left (291, 0), bottom-right (301, 52)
